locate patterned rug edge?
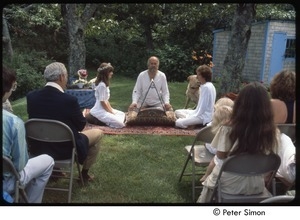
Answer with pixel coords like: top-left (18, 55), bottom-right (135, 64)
top-left (84, 123), bottom-right (200, 136)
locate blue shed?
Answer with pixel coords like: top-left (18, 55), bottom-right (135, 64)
top-left (212, 20), bottom-right (295, 85)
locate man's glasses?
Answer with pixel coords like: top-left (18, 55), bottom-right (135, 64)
top-left (11, 83), bottom-right (17, 92)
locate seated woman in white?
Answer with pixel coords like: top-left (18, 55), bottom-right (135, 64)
top-left (197, 82), bottom-right (279, 203)
top-left (276, 133), bottom-right (295, 188)
top-left (90, 63), bottom-right (125, 128)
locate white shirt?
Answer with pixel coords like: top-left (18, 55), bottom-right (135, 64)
top-left (277, 133), bottom-right (295, 183)
top-left (90, 82), bottom-right (109, 114)
top-left (45, 82), bottom-right (64, 92)
top-left (191, 82), bottom-right (216, 124)
top-left (132, 70), bottom-right (170, 106)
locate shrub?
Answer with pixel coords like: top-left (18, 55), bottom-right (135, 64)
top-left (153, 44), bottom-right (193, 82)
top-left (3, 49), bottom-right (53, 100)
top-left (85, 35), bottom-right (147, 79)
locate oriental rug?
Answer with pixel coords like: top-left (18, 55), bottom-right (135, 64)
top-left (84, 123), bottom-right (201, 136)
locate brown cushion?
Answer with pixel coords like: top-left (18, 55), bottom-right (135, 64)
top-left (125, 108), bottom-right (176, 126)
top-left (85, 113), bottom-right (106, 126)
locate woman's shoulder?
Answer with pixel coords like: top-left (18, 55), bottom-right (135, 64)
top-left (97, 82), bottom-right (106, 88)
top-left (270, 98), bottom-right (287, 123)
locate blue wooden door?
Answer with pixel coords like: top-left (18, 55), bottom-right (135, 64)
top-left (268, 32), bottom-right (286, 83)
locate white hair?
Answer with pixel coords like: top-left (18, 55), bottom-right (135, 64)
top-left (44, 62), bottom-right (67, 81)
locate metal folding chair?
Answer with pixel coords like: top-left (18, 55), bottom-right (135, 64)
top-left (178, 125), bottom-right (215, 202)
top-left (210, 153), bottom-right (281, 203)
top-left (260, 195), bottom-right (295, 203)
top-left (25, 118), bottom-right (84, 203)
top-left (2, 156), bottom-right (29, 203)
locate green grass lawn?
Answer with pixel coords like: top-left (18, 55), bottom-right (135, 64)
top-left (11, 75), bottom-right (206, 204)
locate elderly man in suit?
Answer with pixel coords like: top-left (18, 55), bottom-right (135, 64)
top-left (27, 62), bottom-right (103, 183)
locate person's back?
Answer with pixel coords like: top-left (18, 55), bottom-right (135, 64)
top-left (26, 62), bottom-right (103, 182)
top-left (271, 99), bottom-right (288, 124)
top-left (27, 87), bottom-right (86, 134)
top-left (27, 86), bottom-right (87, 161)
top-left (197, 82), bottom-right (278, 203)
top-left (192, 81), bottom-right (216, 123)
top-left (270, 70), bottom-right (295, 124)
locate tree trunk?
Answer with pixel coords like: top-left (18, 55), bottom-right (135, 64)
top-left (218, 4), bottom-right (256, 97)
top-left (61, 4), bottom-right (98, 78)
top-left (143, 22), bottom-right (154, 52)
top-left (2, 15), bottom-right (14, 61)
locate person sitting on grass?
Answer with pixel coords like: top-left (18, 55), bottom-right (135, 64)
top-left (89, 62), bottom-right (125, 128)
top-left (128, 56), bottom-right (173, 112)
top-left (175, 65), bottom-right (216, 129)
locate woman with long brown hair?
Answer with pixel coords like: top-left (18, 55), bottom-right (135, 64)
top-left (89, 63), bottom-right (125, 128)
top-left (197, 82), bottom-right (279, 203)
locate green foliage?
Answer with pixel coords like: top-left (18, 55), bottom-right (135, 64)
top-left (85, 29), bottom-right (148, 78)
top-left (3, 3), bottom-right (296, 89)
top-left (256, 4), bottom-right (296, 20)
top-left (3, 49), bottom-right (53, 100)
top-left (153, 45), bottom-right (193, 82)
top-left (5, 4), bottom-right (68, 64)
top-left (9, 97), bottom-right (28, 121)
top-left (6, 4), bottom-right (62, 29)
